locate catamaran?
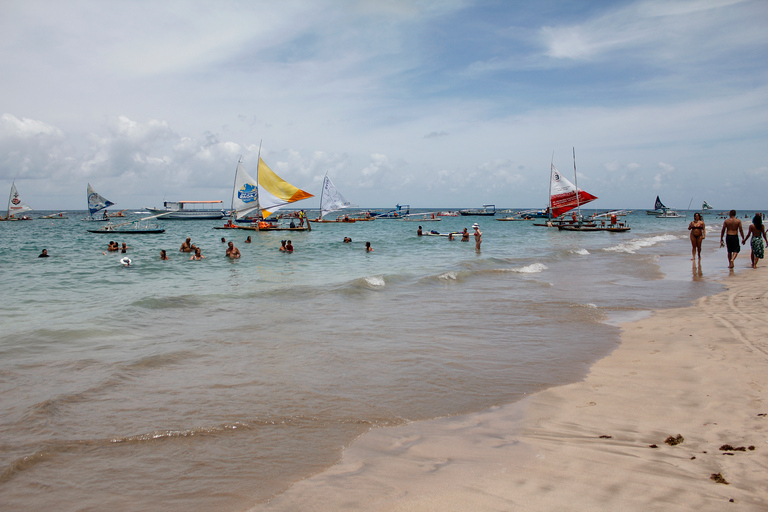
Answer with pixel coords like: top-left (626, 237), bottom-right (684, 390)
top-left (314, 173), bottom-right (357, 222)
top-left (1, 181), bottom-right (33, 221)
top-left (84, 183), bottom-right (115, 221)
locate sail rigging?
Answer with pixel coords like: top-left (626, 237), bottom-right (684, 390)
top-left (319, 173), bottom-right (356, 219)
top-left (654, 196), bottom-right (666, 211)
top-left (257, 157), bottom-right (313, 218)
top-left (549, 163), bottom-right (597, 218)
top-left (702, 200), bottom-right (713, 210)
top-left (7, 181), bottom-right (33, 218)
top-left (87, 183), bottom-right (115, 218)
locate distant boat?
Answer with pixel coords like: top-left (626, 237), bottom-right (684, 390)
top-left (40, 212), bottom-right (68, 219)
top-left (656, 209), bottom-right (684, 218)
top-left (373, 204), bottom-right (409, 219)
top-left (315, 173), bottom-right (357, 222)
top-left (85, 183), bottom-right (115, 221)
top-left (1, 181), bottom-right (34, 221)
top-left (459, 204), bottom-right (496, 216)
top-left (87, 215), bottom-right (165, 234)
top-left (146, 200), bottom-right (226, 220)
top-left (646, 196), bottom-right (667, 215)
top-left (701, 200), bottom-right (713, 213)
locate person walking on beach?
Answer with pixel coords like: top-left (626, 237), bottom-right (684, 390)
top-left (742, 214), bottom-right (768, 269)
top-left (473, 223), bottom-right (482, 250)
top-left (688, 212), bottom-right (706, 260)
top-left (720, 210), bottom-right (745, 268)
top-left (226, 241), bottom-right (241, 259)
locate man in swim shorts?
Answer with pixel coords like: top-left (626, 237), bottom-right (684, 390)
top-left (720, 210), bottom-right (745, 269)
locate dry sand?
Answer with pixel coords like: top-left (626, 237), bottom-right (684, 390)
top-left (254, 266), bottom-right (768, 512)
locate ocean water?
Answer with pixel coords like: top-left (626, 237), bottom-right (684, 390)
top-left (0, 209), bottom-right (740, 511)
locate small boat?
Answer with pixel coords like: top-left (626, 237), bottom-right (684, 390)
top-left (459, 204), bottom-right (496, 216)
top-left (656, 209), bottom-right (684, 218)
top-left (646, 196), bottom-right (667, 215)
top-left (399, 212), bottom-right (441, 222)
top-left (534, 152), bottom-right (598, 227)
top-left (146, 200), bottom-right (226, 220)
top-left (373, 204), bottom-right (410, 219)
top-left (222, 150), bottom-right (314, 231)
top-left (436, 211), bottom-right (459, 217)
top-left (700, 200), bottom-right (713, 214)
top-left (314, 173), bottom-right (357, 223)
top-left (84, 183), bottom-right (115, 221)
top-left (40, 212), bottom-right (68, 219)
top-left (87, 215), bottom-right (165, 234)
top-left (1, 181), bottom-right (34, 221)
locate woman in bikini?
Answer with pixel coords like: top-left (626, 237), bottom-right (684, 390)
top-left (688, 212), bottom-right (706, 260)
top-left (742, 214), bottom-right (768, 269)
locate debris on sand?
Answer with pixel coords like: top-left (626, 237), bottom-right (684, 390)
top-left (665, 434), bottom-right (684, 446)
top-left (710, 473), bottom-right (729, 484)
top-left (720, 445), bottom-right (746, 452)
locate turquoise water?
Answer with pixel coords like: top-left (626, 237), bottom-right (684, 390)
top-left (0, 209), bottom-right (737, 511)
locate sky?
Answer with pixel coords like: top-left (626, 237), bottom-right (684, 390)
top-left (1, 0), bottom-right (767, 211)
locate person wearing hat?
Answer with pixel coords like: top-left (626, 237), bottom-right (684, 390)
top-left (473, 223), bottom-right (482, 250)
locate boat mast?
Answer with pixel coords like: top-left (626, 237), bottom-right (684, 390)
top-left (230, 156), bottom-right (241, 220)
top-left (6, 180), bottom-right (13, 218)
top-left (549, 152), bottom-right (554, 220)
top-left (573, 147), bottom-right (581, 222)
top-left (319, 172), bottom-right (328, 220)
top-left (256, 140), bottom-right (263, 219)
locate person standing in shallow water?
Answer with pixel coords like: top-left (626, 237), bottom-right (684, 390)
top-left (473, 223), bottom-right (482, 251)
top-left (365, 241), bottom-right (373, 252)
top-left (742, 214), bottom-right (768, 269)
top-left (720, 210), bottom-right (744, 269)
top-left (688, 212), bottom-right (705, 260)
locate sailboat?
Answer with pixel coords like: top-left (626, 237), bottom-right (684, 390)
top-left (701, 200), bottom-right (713, 214)
top-left (84, 183), bottom-right (115, 221)
top-left (314, 173), bottom-right (358, 223)
top-left (1, 181), bottom-right (34, 221)
top-left (535, 150), bottom-right (597, 228)
top-left (554, 149), bottom-right (604, 231)
top-left (646, 196), bottom-right (667, 215)
top-left (231, 149), bottom-right (314, 232)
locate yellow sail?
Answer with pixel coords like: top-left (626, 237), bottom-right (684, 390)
top-left (258, 157), bottom-right (314, 217)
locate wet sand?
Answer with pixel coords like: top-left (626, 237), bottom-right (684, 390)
top-left (254, 265), bottom-right (768, 511)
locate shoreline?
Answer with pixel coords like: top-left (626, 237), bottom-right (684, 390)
top-left (253, 256), bottom-right (768, 511)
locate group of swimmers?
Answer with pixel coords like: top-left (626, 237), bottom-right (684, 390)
top-left (416, 223), bottom-right (482, 250)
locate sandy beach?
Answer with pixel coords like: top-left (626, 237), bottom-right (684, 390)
top-left (255, 264), bottom-right (768, 512)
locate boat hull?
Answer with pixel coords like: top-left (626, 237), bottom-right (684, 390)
top-left (147, 208), bottom-right (225, 220)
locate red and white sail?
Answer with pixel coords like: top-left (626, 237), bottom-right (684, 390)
top-left (549, 164), bottom-right (597, 217)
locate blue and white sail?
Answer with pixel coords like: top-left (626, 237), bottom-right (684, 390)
top-left (319, 174), bottom-right (356, 219)
top-left (87, 183), bottom-right (114, 218)
top-left (231, 160), bottom-right (260, 219)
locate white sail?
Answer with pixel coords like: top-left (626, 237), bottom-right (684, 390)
top-left (7, 181), bottom-right (33, 217)
top-left (320, 174), bottom-right (356, 219)
top-left (232, 161), bottom-right (260, 219)
top-left (702, 200), bottom-right (713, 210)
top-left (87, 183), bottom-right (115, 216)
